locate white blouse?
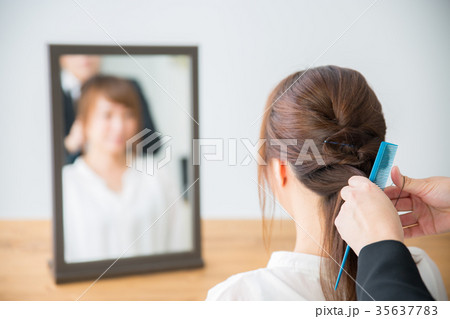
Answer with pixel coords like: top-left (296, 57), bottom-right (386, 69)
top-left (205, 247), bottom-right (448, 301)
top-left (62, 156), bottom-right (193, 263)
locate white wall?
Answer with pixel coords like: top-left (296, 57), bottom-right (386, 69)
top-left (1, 0), bottom-right (449, 219)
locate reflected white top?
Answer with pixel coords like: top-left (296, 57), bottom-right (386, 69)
top-left (205, 248), bottom-right (448, 301)
top-left (62, 156), bottom-right (193, 263)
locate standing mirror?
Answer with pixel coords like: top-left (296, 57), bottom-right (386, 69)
top-left (49, 45), bottom-right (202, 283)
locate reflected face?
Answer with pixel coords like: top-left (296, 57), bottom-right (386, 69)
top-left (60, 55), bottom-right (101, 83)
top-left (84, 95), bottom-right (139, 155)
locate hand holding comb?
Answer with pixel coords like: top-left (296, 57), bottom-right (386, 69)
top-left (334, 141), bottom-right (398, 290)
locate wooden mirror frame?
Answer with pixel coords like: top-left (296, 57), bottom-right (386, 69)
top-left (48, 44), bottom-right (202, 284)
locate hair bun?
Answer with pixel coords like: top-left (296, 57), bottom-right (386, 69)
top-left (326, 126), bottom-right (361, 146)
top-left (322, 126), bottom-right (379, 166)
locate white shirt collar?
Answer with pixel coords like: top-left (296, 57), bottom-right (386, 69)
top-left (71, 156), bottom-right (134, 199)
top-left (60, 69), bottom-right (82, 100)
top-left (267, 250), bottom-right (322, 273)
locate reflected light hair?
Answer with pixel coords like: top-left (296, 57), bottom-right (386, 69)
top-left (76, 75), bottom-right (142, 131)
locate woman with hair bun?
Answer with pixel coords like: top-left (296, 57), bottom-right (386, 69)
top-left (206, 66), bottom-right (447, 301)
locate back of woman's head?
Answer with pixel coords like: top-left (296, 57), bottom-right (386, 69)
top-left (258, 65), bottom-right (386, 300)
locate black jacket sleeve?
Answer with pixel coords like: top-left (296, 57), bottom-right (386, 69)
top-left (356, 240), bottom-right (434, 301)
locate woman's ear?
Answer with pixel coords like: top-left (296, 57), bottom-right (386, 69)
top-left (269, 158), bottom-right (288, 189)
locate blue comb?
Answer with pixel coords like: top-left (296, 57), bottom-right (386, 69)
top-left (334, 141), bottom-right (398, 290)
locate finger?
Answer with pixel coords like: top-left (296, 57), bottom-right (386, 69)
top-left (391, 197), bottom-right (413, 212)
top-left (334, 211), bottom-right (342, 228)
top-left (384, 185), bottom-right (411, 200)
top-left (391, 166), bottom-right (403, 188)
top-left (340, 186), bottom-right (352, 201)
top-left (391, 166), bottom-right (429, 197)
top-left (348, 175), bottom-right (372, 188)
top-left (400, 212), bottom-right (418, 227)
top-left (339, 200), bottom-right (351, 212)
top-left (335, 203), bottom-right (350, 228)
top-left (403, 224), bottom-right (425, 239)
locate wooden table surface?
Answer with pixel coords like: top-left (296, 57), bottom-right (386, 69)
top-left (0, 219), bottom-right (448, 300)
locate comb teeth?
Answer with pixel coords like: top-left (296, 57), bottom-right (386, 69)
top-left (369, 142), bottom-right (398, 190)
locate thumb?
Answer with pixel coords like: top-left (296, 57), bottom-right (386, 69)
top-left (391, 166), bottom-right (426, 196)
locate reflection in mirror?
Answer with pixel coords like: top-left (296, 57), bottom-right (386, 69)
top-left (58, 54), bottom-right (194, 263)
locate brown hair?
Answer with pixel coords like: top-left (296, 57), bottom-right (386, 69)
top-left (258, 65), bottom-right (386, 300)
top-left (77, 75), bottom-right (142, 131)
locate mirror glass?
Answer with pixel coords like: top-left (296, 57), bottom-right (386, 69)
top-left (57, 53), bottom-right (195, 263)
